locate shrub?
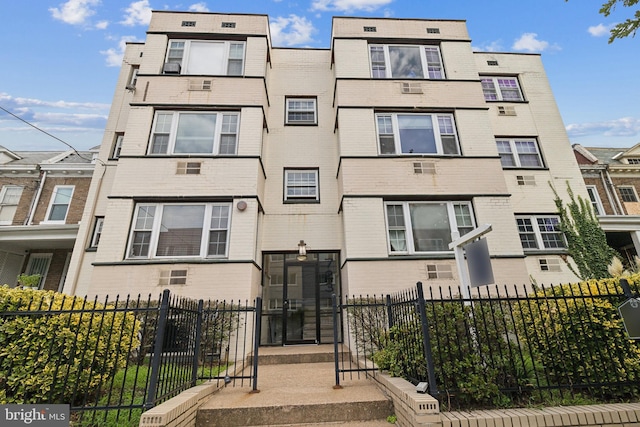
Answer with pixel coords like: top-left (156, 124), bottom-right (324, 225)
top-left (0, 286), bottom-right (140, 405)
top-left (513, 276), bottom-right (640, 399)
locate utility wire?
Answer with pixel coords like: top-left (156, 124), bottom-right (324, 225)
top-left (0, 104), bottom-right (100, 164)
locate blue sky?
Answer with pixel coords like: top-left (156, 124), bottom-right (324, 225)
top-left (0, 0), bottom-right (638, 152)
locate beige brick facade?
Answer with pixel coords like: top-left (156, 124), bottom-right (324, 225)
top-left (63, 12), bottom-right (586, 311)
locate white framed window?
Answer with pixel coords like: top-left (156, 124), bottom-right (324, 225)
top-left (128, 66), bottom-right (139, 87)
top-left (284, 169), bottom-right (319, 202)
top-left (165, 40), bottom-right (245, 76)
top-left (376, 113), bottom-right (459, 155)
top-left (626, 158), bottom-right (640, 164)
top-left (516, 215), bottom-right (565, 250)
top-left (111, 133), bottom-right (124, 159)
top-left (149, 111), bottom-right (239, 155)
top-left (285, 98), bottom-right (317, 125)
top-left (586, 186), bottom-right (605, 215)
top-left (90, 217), bottom-right (104, 248)
top-left (128, 203), bottom-right (231, 259)
top-left (385, 201), bottom-right (475, 254)
top-left (496, 139), bottom-right (543, 168)
top-left (44, 185), bottom-right (74, 223)
top-left (481, 77), bottom-right (523, 101)
top-left (0, 185), bottom-right (23, 225)
top-left (25, 253), bottom-right (52, 290)
top-left (369, 44), bottom-right (445, 79)
top-left (619, 186), bottom-right (639, 203)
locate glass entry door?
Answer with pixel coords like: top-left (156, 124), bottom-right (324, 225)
top-left (283, 262), bottom-right (319, 344)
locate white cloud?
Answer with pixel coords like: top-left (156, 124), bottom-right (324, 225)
top-left (588, 23), bottom-right (613, 37)
top-left (100, 36), bottom-right (142, 67)
top-left (188, 2), bottom-right (210, 12)
top-left (512, 33), bottom-right (559, 53)
top-left (0, 93), bottom-right (109, 111)
top-left (311, 0), bottom-right (393, 13)
top-left (95, 20), bottom-right (109, 29)
top-left (0, 93), bottom-right (109, 140)
top-left (472, 40), bottom-right (504, 52)
top-left (49, 0), bottom-right (101, 26)
top-left (270, 15), bottom-right (317, 47)
top-left (121, 0), bottom-right (152, 26)
top-left (566, 117), bottom-right (640, 138)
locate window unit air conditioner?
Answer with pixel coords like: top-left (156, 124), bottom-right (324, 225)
top-left (163, 62), bottom-right (181, 74)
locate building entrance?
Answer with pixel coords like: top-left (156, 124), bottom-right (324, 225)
top-left (260, 252), bottom-right (340, 346)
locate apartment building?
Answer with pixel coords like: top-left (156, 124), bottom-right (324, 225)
top-left (573, 143), bottom-right (640, 264)
top-left (0, 146), bottom-right (95, 290)
top-left (63, 11), bottom-right (587, 345)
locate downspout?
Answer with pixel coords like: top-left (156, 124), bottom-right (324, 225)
top-left (27, 170), bottom-right (47, 225)
top-left (599, 169), bottom-right (619, 215)
top-left (605, 169), bottom-right (624, 215)
top-left (66, 163), bottom-right (105, 296)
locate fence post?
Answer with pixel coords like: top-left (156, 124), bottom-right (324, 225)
top-left (191, 299), bottom-right (204, 387)
top-left (332, 293), bottom-right (343, 389)
top-left (386, 294), bottom-right (394, 330)
top-left (251, 297), bottom-right (262, 393)
top-left (144, 289), bottom-right (170, 411)
top-left (416, 282), bottom-right (438, 397)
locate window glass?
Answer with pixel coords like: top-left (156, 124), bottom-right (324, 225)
top-left (0, 186), bottom-right (23, 224)
top-left (386, 202), bottom-right (474, 254)
top-left (377, 113), bottom-right (459, 155)
top-left (150, 112), bottom-right (238, 155)
top-left (516, 215), bottom-right (565, 250)
top-left (285, 170), bottom-right (319, 201)
top-left (495, 139), bottom-right (542, 168)
top-left (398, 115), bottom-right (436, 153)
top-left (47, 186), bottom-right (74, 222)
top-left (286, 98), bottom-right (317, 124)
top-left (369, 44), bottom-right (444, 79)
top-left (409, 203), bottom-right (451, 252)
top-left (166, 40), bottom-right (244, 76)
top-left (174, 113), bottom-right (217, 153)
top-left (129, 203), bottom-right (231, 259)
top-left (157, 205), bottom-right (205, 256)
top-left (389, 46), bottom-right (423, 78)
top-left (186, 41), bottom-right (225, 74)
top-left (481, 77), bottom-right (523, 101)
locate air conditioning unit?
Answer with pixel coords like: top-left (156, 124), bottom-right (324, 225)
top-left (163, 62), bottom-right (181, 74)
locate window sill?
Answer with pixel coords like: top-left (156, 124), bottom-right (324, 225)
top-left (284, 199), bottom-right (320, 204)
top-left (522, 249), bottom-right (568, 256)
top-left (284, 123), bottom-right (318, 126)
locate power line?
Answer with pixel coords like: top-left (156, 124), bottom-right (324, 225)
top-left (0, 104), bottom-right (98, 164)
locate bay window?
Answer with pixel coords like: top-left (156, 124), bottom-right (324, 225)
top-left (385, 201), bottom-right (474, 254)
top-left (149, 111), bottom-right (239, 155)
top-left (376, 113), bottom-right (459, 155)
top-left (165, 40), bottom-right (245, 75)
top-left (369, 44), bottom-right (445, 79)
top-left (128, 203), bottom-right (231, 259)
top-left (516, 215), bottom-right (565, 250)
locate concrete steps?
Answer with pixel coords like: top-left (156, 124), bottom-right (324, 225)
top-left (196, 345), bottom-right (394, 427)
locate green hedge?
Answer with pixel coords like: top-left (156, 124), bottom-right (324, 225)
top-left (0, 286), bottom-right (140, 405)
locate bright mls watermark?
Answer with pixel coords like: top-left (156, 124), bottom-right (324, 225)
top-left (1, 405), bottom-right (69, 426)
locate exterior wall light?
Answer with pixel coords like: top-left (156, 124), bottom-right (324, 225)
top-left (297, 240), bottom-right (307, 261)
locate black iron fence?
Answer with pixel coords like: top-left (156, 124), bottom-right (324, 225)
top-left (0, 288), bottom-right (261, 426)
top-left (337, 279), bottom-right (640, 410)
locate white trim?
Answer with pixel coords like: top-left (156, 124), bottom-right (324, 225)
top-left (43, 185), bottom-right (74, 224)
top-left (586, 185), bottom-right (605, 215)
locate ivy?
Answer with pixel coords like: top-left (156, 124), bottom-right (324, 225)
top-left (552, 181), bottom-right (617, 280)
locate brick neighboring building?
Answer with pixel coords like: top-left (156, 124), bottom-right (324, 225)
top-left (0, 146), bottom-right (95, 290)
top-left (573, 143), bottom-right (640, 264)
